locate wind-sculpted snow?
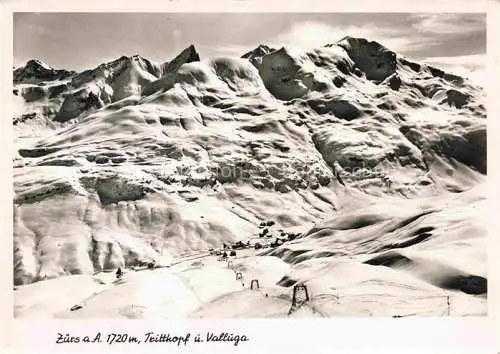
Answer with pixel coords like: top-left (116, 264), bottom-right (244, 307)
top-left (13, 35), bottom-right (486, 319)
top-left (267, 184), bottom-right (486, 298)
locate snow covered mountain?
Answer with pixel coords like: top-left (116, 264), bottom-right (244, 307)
top-left (13, 38), bottom-right (486, 318)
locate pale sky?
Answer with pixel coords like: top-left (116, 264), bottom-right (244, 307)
top-left (13, 13), bottom-right (486, 83)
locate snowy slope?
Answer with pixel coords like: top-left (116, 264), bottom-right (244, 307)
top-left (12, 38), bottom-right (487, 317)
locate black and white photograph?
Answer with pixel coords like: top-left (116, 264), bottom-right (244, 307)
top-left (11, 10), bottom-right (488, 321)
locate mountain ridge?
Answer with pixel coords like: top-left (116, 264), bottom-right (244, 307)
top-left (13, 37), bottom-right (486, 294)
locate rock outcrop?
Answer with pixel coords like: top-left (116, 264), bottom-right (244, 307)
top-left (162, 44), bottom-right (200, 74)
top-left (14, 59), bottom-right (75, 84)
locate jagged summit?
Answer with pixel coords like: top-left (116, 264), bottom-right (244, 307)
top-left (162, 44), bottom-right (200, 74)
top-left (242, 44), bottom-right (275, 58)
top-left (242, 44), bottom-right (276, 68)
top-left (71, 54), bottom-right (162, 87)
top-left (26, 59), bottom-right (51, 70)
top-left (14, 59), bottom-right (75, 84)
top-left (14, 37), bottom-right (483, 136)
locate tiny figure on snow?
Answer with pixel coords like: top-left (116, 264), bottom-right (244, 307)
top-left (116, 267), bottom-right (123, 279)
top-left (382, 176), bottom-right (393, 189)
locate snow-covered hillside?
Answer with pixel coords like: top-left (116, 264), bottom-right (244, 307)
top-left (12, 37), bottom-right (486, 317)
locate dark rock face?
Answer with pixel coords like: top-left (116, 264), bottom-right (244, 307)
top-left (364, 251), bottom-right (413, 267)
top-left (257, 48), bottom-right (306, 100)
top-left (21, 86), bottom-right (47, 102)
top-left (162, 45), bottom-right (200, 74)
top-left (308, 97), bottom-right (361, 119)
top-left (432, 127), bottom-right (486, 174)
top-left (242, 44), bottom-right (276, 68)
top-left (440, 275), bottom-right (487, 295)
top-left (14, 59), bottom-right (74, 84)
top-left (48, 84), bottom-right (69, 98)
top-left (399, 57), bottom-right (421, 72)
top-left (443, 89), bottom-right (470, 109)
top-left (382, 73), bottom-right (402, 91)
top-left (428, 65), bottom-right (445, 78)
top-left (13, 112), bottom-right (38, 125)
top-left (70, 67), bottom-right (106, 88)
top-left (138, 56), bottom-right (163, 77)
top-left (425, 66), bottom-right (464, 85)
top-left (400, 124), bottom-right (486, 175)
top-left (54, 87), bottom-right (108, 122)
top-left (18, 147), bottom-right (61, 158)
top-left (332, 75), bottom-right (346, 88)
top-left (338, 37), bottom-right (397, 81)
top-left (463, 128), bottom-right (487, 174)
